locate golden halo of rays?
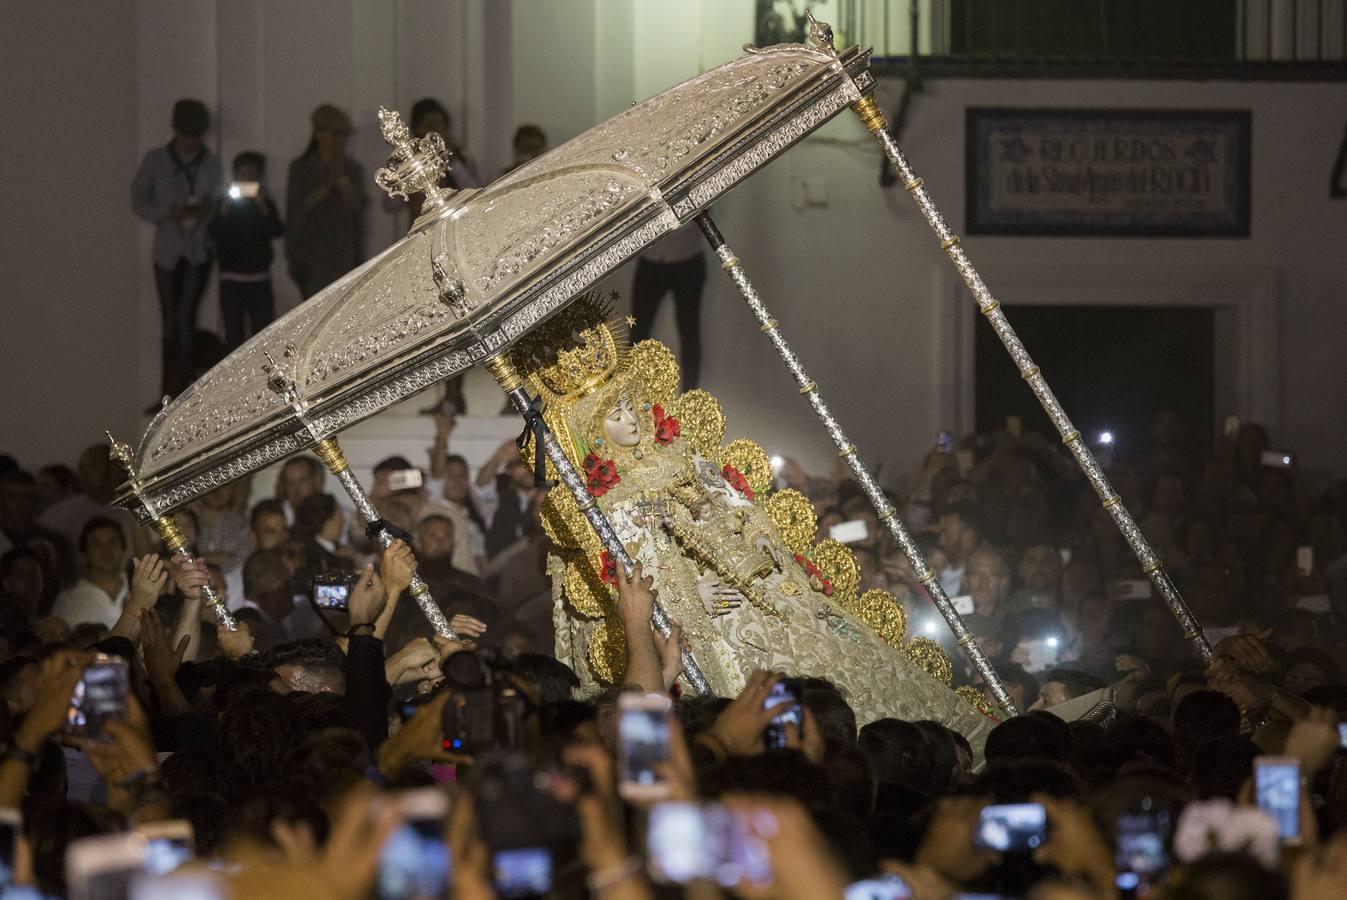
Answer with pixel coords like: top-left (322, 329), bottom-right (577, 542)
top-left (845, 589), bottom-right (908, 648)
top-left (719, 439), bottom-right (772, 496)
top-left (811, 538), bottom-right (859, 605)
top-left (955, 684), bottom-right (1005, 721)
top-left (631, 339), bottom-right (680, 406)
top-left (766, 489), bottom-right (817, 555)
top-left (903, 636), bottom-right (953, 686)
top-left (587, 615), bottom-right (627, 685)
top-left (672, 389), bottom-right (725, 457)
top-left (562, 552), bottom-right (612, 619)
top-left (541, 488), bottom-right (599, 553)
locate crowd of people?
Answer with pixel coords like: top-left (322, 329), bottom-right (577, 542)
top-left (131, 97), bottom-right (549, 404)
top-left (0, 406), bottom-right (1345, 898)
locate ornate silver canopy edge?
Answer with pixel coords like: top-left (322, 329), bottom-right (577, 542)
top-left (115, 42), bottom-right (876, 519)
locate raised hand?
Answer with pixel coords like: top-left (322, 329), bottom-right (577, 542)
top-left (707, 670), bottom-right (793, 757)
top-left (379, 539), bottom-right (417, 599)
top-left (128, 555), bottom-right (168, 612)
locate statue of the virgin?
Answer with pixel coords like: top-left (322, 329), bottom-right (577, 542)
top-left (510, 294), bottom-right (994, 747)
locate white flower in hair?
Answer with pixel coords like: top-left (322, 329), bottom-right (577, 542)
top-left (1172, 799), bottom-right (1281, 869)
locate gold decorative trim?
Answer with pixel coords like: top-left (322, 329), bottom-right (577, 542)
top-left (812, 537), bottom-right (860, 606)
top-left (483, 354), bottom-right (524, 393)
top-left (839, 444), bottom-right (857, 459)
top-left (766, 489), bottom-right (817, 555)
top-left (1021, 366), bottom-right (1040, 380)
top-left (674, 389), bottom-right (727, 458)
top-left (979, 301), bottom-right (1001, 316)
top-left (904, 177), bottom-right (924, 192)
top-left (940, 235), bottom-right (961, 250)
top-left (760, 318), bottom-right (778, 333)
top-left (152, 515), bottom-right (185, 550)
top-left (1142, 560), bottom-right (1163, 575)
top-left (721, 255), bottom-right (740, 270)
top-left (313, 438), bottom-right (350, 474)
top-left (720, 438), bottom-right (772, 496)
top-left (1102, 494), bottom-right (1121, 509)
top-left (903, 637), bottom-right (953, 686)
top-left (849, 95), bottom-right (887, 133)
top-left (1062, 430), bottom-right (1082, 445)
top-left (799, 382), bottom-right (816, 394)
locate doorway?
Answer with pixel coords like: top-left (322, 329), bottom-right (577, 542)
top-left (974, 305), bottom-right (1215, 461)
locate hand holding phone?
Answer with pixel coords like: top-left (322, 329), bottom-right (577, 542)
top-left (65, 654), bottom-right (129, 740)
top-left (647, 803), bottom-right (771, 886)
top-left (972, 803), bottom-right (1047, 853)
top-left (617, 693), bottom-right (673, 801)
top-left (1254, 756), bottom-right (1302, 845)
top-left (762, 678), bottom-right (803, 750)
top-left (376, 790), bottom-right (451, 900)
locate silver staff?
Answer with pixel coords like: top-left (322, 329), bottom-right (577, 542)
top-left (484, 355), bottom-right (712, 697)
top-left (695, 214), bottom-right (1019, 714)
top-left (105, 432), bottom-right (239, 631)
top-left (262, 347), bottom-right (458, 641)
top-left (848, 95), bottom-right (1213, 665)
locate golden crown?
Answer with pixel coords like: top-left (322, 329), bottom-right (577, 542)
top-left (512, 293), bottom-right (628, 403)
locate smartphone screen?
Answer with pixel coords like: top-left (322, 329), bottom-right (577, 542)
top-left (1260, 450), bottom-right (1293, 469)
top-left (617, 694), bottom-right (672, 799)
top-left (492, 848), bottom-right (552, 898)
top-left (312, 577), bottom-right (352, 610)
top-left (228, 181), bottom-right (260, 199)
top-left (936, 431), bottom-right (954, 454)
top-left (1115, 811), bottom-right (1170, 885)
top-left (389, 469), bottom-right (423, 492)
top-left (829, 520), bottom-right (869, 545)
top-left (1338, 722), bottom-right (1347, 749)
top-left (140, 835), bottom-right (192, 878)
top-left (762, 679), bottom-right (803, 750)
top-left (1018, 638), bottom-right (1061, 673)
top-left (647, 803), bottom-right (710, 883)
top-left (376, 811), bottom-right (451, 900)
top-left (846, 875), bottom-right (913, 899)
top-left (67, 833), bottom-right (147, 900)
top-left (0, 809), bottom-right (19, 886)
top-left (1255, 758), bottom-right (1301, 843)
top-left (1296, 546), bottom-right (1314, 577)
top-left (950, 594), bottom-right (975, 615)
top-left (972, 803), bottom-right (1046, 853)
top-left (66, 655), bottom-right (129, 739)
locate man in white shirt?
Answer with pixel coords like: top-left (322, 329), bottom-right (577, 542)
top-left (52, 517), bottom-right (130, 628)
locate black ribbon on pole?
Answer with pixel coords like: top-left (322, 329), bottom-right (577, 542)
top-left (515, 394), bottom-right (556, 489)
top-left (364, 518), bottom-right (414, 544)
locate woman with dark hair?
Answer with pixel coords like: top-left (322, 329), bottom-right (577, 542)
top-left (284, 104), bottom-right (366, 299)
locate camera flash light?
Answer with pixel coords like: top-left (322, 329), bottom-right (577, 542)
top-left (1097, 431), bottom-right (1114, 445)
top-left (228, 185), bottom-right (241, 199)
top-left (1046, 636), bottom-right (1059, 648)
top-left (923, 620), bottom-right (938, 636)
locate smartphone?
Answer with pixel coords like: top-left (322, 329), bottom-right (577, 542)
top-left (617, 693), bottom-right (673, 801)
top-left (950, 594), bottom-right (976, 616)
top-left (1337, 722), bottom-right (1347, 749)
top-left (646, 803), bottom-right (771, 887)
top-left (972, 803), bottom-right (1047, 853)
top-left (0, 808), bottom-right (19, 887)
top-left (1116, 579), bottom-right (1151, 601)
top-left (1019, 637), bottom-right (1060, 673)
top-left (136, 821), bottom-right (193, 877)
top-left (65, 653), bottom-right (129, 740)
top-left (311, 572), bottom-right (355, 610)
top-left (388, 469), bottom-right (424, 492)
top-left (1006, 416), bottom-right (1022, 438)
top-left (376, 789), bottom-right (452, 900)
top-left (492, 847), bottom-right (552, 898)
top-left (1296, 546), bottom-right (1314, 577)
top-left (846, 874), bottom-right (913, 899)
top-left (1223, 415), bottom-right (1240, 437)
top-left (1254, 756), bottom-right (1301, 845)
top-left (830, 520), bottom-right (870, 545)
top-left (129, 872), bottom-right (226, 900)
top-left (762, 678), bottom-right (803, 750)
top-left (1260, 450), bottom-right (1293, 469)
top-left (67, 833), bottom-right (148, 900)
top-left (1296, 595), bottom-right (1331, 613)
top-left (936, 431), bottom-right (954, 454)
top-left (227, 181), bottom-right (260, 199)
top-left (1058, 548), bottom-right (1072, 566)
top-left (1114, 810), bottom-right (1170, 888)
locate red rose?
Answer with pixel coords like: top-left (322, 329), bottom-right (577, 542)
top-left (599, 550), bottom-right (618, 586)
top-left (651, 403), bottom-right (681, 446)
top-left (583, 452), bottom-right (621, 497)
top-left (721, 464), bottom-right (754, 500)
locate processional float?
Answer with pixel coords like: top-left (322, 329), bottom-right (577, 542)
top-left (111, 13), bottom-right (1210, 710)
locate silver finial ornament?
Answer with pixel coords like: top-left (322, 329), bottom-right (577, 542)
top-left (805, 10), bottom-right (837, 54)
top-left (374, 107), bottom-right (454, 211)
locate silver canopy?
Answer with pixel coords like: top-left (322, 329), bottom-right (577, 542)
top-left (116, 41), bottom-right (874, 518)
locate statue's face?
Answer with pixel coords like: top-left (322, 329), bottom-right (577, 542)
top-left (603, 397), bottom-right (641, 447)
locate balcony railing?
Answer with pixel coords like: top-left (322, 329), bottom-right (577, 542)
top-left (822, 0), bottom-right (1347, 79)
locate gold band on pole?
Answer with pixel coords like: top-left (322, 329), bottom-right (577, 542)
top-left (313, 438), bottom-right (349, 474)
top-left (849, 95), bottom-right (888, 134)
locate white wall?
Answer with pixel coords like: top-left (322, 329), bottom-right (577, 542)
top-left (0, 5), bottom-right (141, 468)
top-left (4, 1), bottom-right (1346, 496)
